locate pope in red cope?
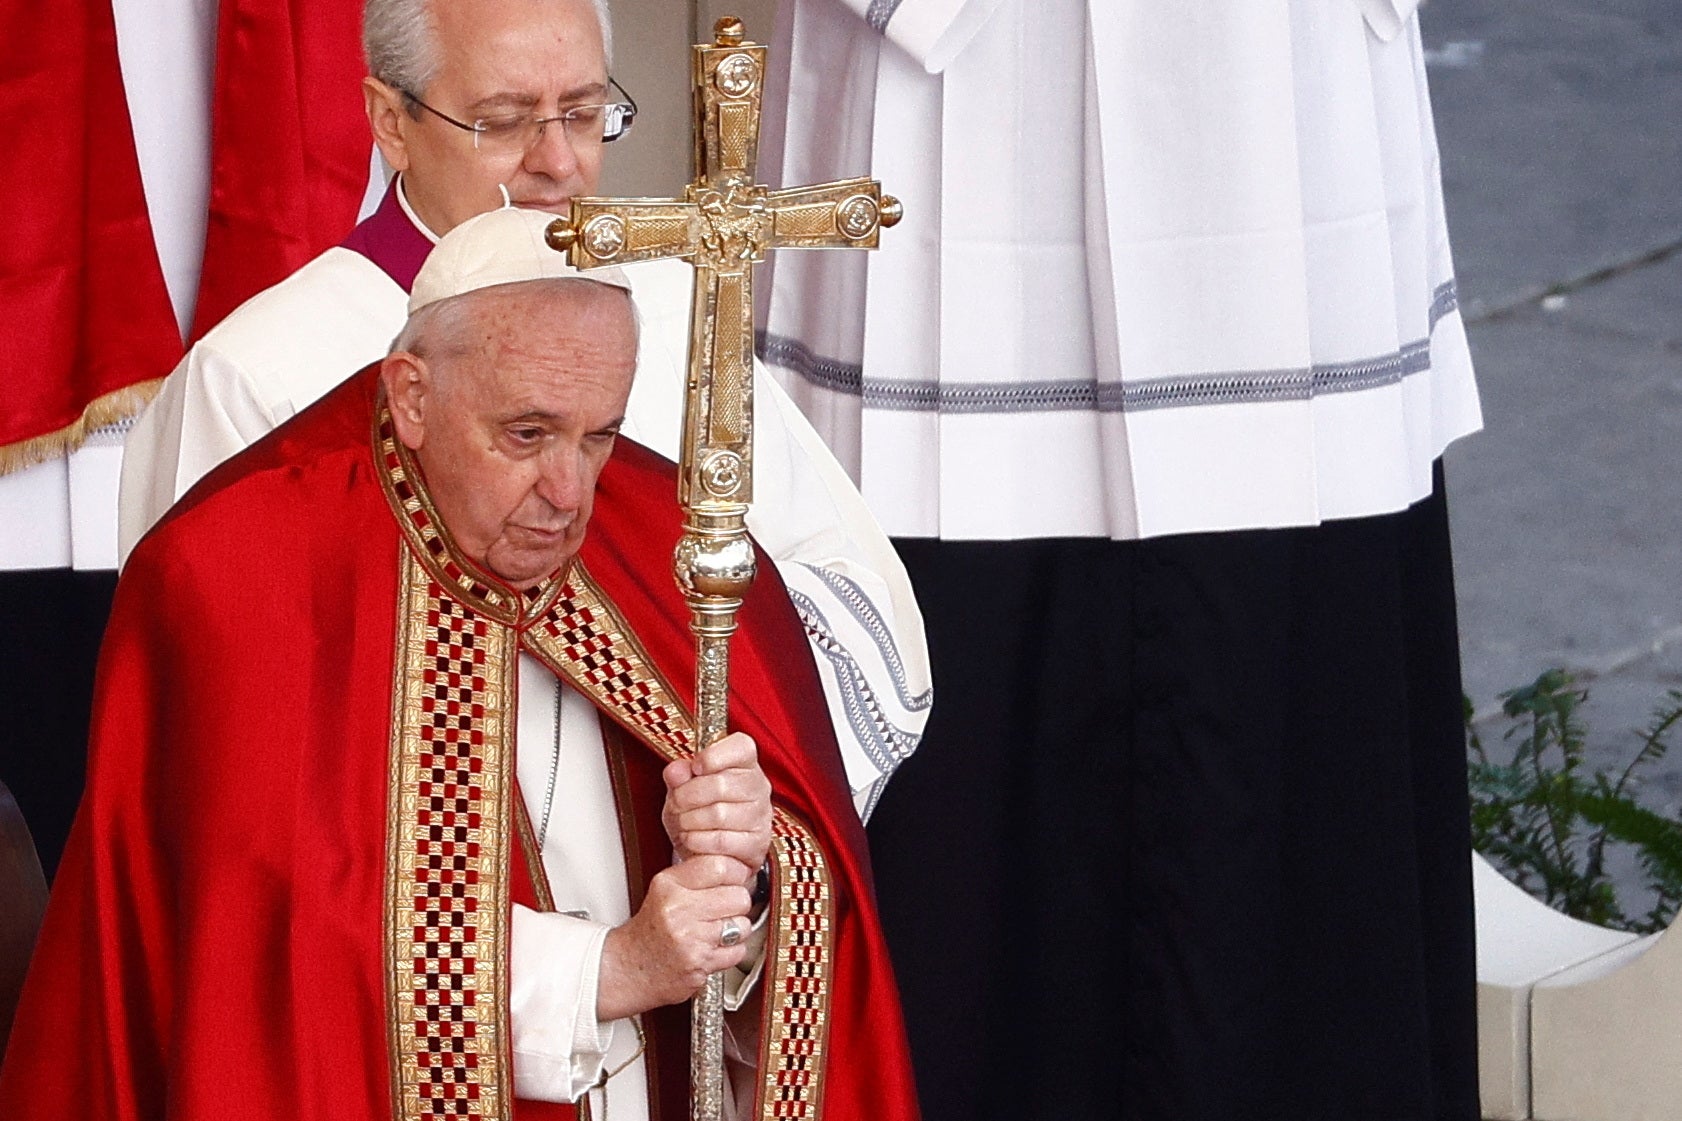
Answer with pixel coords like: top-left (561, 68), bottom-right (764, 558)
top-left (0, 208), bottom-right (919, 1121)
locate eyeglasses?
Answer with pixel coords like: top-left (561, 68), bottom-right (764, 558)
top-left (402, 77), bottom-right (638, 153)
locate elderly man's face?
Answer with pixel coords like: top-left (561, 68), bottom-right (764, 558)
top-left (369, 0), bottom-right (609, 236)
top-left (385, 281), bottom-right (638, 590)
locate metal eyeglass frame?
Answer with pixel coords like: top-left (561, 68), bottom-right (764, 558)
top-left (401, 77), bottom-right (638, 150)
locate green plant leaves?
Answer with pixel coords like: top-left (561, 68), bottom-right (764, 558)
top-left (1468, 670), bottom-right (1682, 934)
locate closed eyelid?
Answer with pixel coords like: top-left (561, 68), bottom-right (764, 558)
top-left (544, 104), bottom-right (609, 127)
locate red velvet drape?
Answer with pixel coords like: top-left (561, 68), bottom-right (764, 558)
top-left (0, 0), bottom-right (180, 464)
top-left (0, 0), bottom-right (370, 467)
top-left (190, 0), bottom-right (369, 341)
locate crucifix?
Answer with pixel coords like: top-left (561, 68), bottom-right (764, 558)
top-left (544, 15), bottom-right (900, 1121)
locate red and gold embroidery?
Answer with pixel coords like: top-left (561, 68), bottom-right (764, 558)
top-left (386, 551), bottom-right (518, 1121)
top-left (528, 571), bottom-right (692, 759)
top-left (761, 819), bottom-right (832, 1121)
top-left (523, 567), bottom-right (836, 1121)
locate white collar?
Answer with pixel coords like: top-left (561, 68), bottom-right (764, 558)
top-left (395, 175), bottom-right (443, 246)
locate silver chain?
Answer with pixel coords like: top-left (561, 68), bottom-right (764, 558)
top-left (536, 677), bottom-right (563, 849)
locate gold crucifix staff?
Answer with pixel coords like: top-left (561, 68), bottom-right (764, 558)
top-left (544, 15), bottom-right (900, 1121)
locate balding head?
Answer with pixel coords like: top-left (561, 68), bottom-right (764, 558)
top-left (382, 277), bottom-right (638, 589)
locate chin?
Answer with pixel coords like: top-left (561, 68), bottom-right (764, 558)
top-left (488, 546), bottom-right (573, 590)
top-left (492, 568), bottom-right (556, 593)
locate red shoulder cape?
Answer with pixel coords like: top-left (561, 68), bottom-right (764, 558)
top-left (0, 367), bottom-right (917, 1121)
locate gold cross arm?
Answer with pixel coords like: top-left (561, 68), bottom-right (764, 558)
top-left (552, 175), bottom-right (899, 266)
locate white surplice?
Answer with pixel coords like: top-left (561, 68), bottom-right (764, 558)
top-left (118, 184), bottom-right (931, 819)
top-left (758, 0), bottom-right (1481, 541)
top-left (509, 656), bottom-right (765, 1114)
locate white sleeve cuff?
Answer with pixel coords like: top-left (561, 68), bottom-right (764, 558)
top-left (510, 905), bottom-right (618, 1102)
top-left (722, 905), bottom-right (772, 1011)
top-left (782, 560), bottom-right (930, 812)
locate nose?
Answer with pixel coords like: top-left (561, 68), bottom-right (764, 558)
top-left (532, 445), bottom-right (585, 515)
top-left (522, 117), bottom-right (583, 188)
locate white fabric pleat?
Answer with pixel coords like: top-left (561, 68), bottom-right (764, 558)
top-left (759, 0), bottom-right (1481, 541)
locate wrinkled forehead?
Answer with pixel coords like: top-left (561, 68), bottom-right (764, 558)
top-left (424, 279), bottom-right (639, 388)
top-left (470, 277), bottom-right (636, 336)
top-left (487, 277), bottom-right (636, 341)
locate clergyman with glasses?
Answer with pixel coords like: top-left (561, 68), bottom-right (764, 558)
top-left (116, 3), bottom-right (931, 846)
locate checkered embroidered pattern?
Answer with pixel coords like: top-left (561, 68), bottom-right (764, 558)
top-left (760, 819), bottom-right (830, 1119)
top-left (387, 551), bottom-right (518, 1120)
top-left (524, 568), bottom-right (836, 1121)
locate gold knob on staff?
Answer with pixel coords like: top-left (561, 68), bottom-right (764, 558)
top-left (879, 195), bottom-right (905, 228)
top-left (544, 218), bottom-right (577, 253)
top-left (715, 16), bottom-right (746, 47)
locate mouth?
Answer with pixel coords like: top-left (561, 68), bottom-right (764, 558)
top-left (513, 195), bottom-right (571, 214)
top-left (514, 524), bottom-right (571, 544)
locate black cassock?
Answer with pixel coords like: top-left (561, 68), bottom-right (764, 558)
top-left (872, 461), bottom-right (1478, 1121)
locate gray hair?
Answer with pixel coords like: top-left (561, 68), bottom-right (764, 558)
top-left (390, 288), bottom-right (477, 366)
top-left (364, 0), bottom-right (615, 95)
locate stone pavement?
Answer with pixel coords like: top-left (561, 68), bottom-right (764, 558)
top-left (1422, 1), bottom-right (1682, 898)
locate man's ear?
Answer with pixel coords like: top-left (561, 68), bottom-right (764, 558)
top-left (382, 352), bottom-right (430, 450)
top-left (364, 76), bottom-right (413, 173)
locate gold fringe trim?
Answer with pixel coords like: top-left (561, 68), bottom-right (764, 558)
top-left (0, 379), bottom-right (164, 477)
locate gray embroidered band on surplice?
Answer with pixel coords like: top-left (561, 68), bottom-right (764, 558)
top-left (758, 280), bottom-right (1461, 415)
